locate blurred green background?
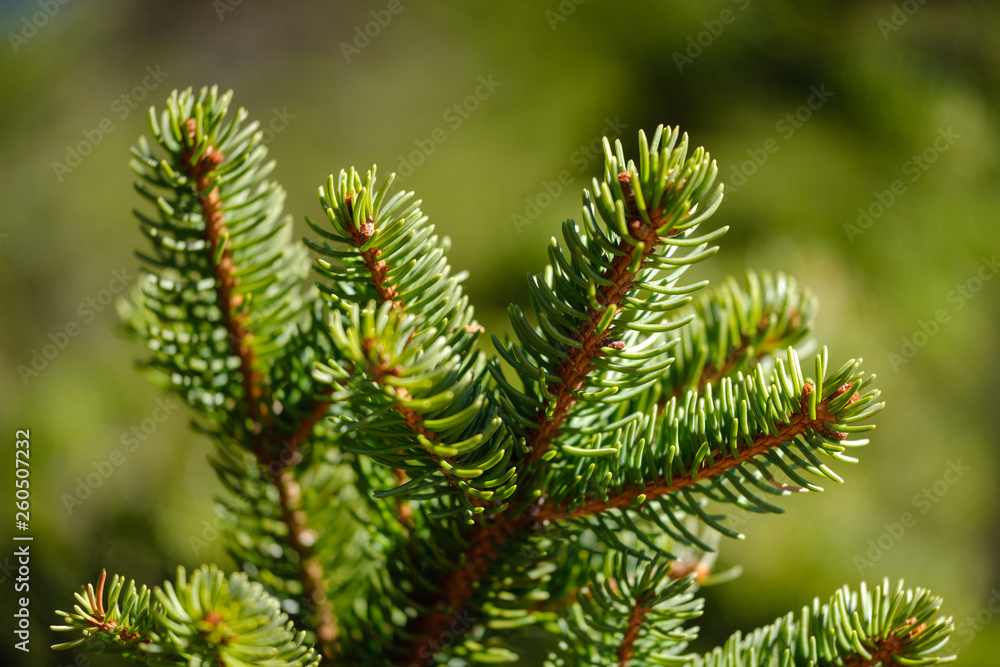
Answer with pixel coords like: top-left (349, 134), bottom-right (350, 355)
top-left (1, 1), bottom-right (998, 665)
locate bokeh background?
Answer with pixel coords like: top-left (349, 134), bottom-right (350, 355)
top-left (1, 1), bottom-right (998, 665)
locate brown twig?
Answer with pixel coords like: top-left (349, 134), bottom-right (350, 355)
top-left (180, 119), bottom-right (338, 656)
top-left (284, 386), bottom-right (337, 460)
top-left (273, 468), bottom-right (338, 648)
top-left (540, 382), bottom-right (851, 522)
top-left (343, 194), bottom-right (400, 306)
top-left (617, 594), bottom-right (652, 667)
top-left (523, 174), bottom-right (667, 468)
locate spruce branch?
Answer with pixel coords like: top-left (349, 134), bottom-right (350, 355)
top-left (53, 566), bottom-right (321, 667)
top-left (172, 117), bottom-right (336, 647)
top-left (534, 347), bottom-right (884, 560)
top-left (52, 570), bottom-right (155, 655)
top-left (544, 554), bottom-right (702, 667)
top-left (399, 130), bottom-right (882, 665)
top-left (402, 352), bottom-right (878, 663)
top-left (124, 87), bottom-right (342, 656)
top-left (687, 580), bottom-right (954, 667)
top-left (519, 177), bottom-right (682, 468)
top-left (178, 115), bottom-right (269, 439)
top-left (545, 377), bottom-right (852, 522)
top-left (403, 128), bottom-right (728, 660)
top-left (493, 127), bottom-right (726, 475)
top-left (309, 168), bottom-right (516, 516)
top-left (54, 85), bottom-right (958, 667)
top-left (177, 111), bottom-right (338, 651)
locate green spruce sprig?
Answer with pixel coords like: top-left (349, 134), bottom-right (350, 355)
top-left (307, 168), bottom-right (517, 520)
top-left (50, 87), bottom-right (956, 667)
top-left (689, 579), bottom-right (954, 667)
top-left (53, 566), bottom-right (321, 667)
top-left (120, 86), bottom-right (350, 656)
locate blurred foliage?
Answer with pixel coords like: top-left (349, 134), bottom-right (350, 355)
top-left (0, 1), bottom-right (998, 665)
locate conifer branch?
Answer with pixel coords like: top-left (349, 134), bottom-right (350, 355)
top-left (56, 94), bottom-right (958, 666)
top-left (342, 193), bottom-right (400, 305)
top-left (546, 381), bottom-right (850, 522)
top-left (162, 96), bottom-right (340, 656)
top-left (311, 168), bottom-right (513, 518)
top-left (688, 580), bottom-right (953, 667)
top-left (617, 595), bottom-right (651, 667)
top-left (181, 131), bottom-right (339, 648)
top-left (404, 372), bottom-right (860, 662)
top-left (333, 191), bottom-right (423, 514)
top-left (53, 566), bottom-right (320, 666)
top-left (180, 117), bottom-right (269, 438)
top-left (326, 190), bottom-right (463, 495)
top-left (524, 173), bottom-right (679, 468)
top-left (844, 632), bottom-right (906, 667)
